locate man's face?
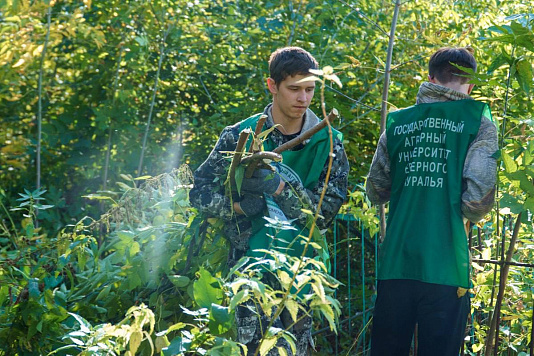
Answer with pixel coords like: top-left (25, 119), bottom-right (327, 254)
top-left (268, 74), bottom-right (316, 122)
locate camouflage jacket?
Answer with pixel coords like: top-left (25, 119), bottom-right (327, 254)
top-left (190, 104), bottom-right (349, 265)
top-left (366, 82), bottom-right (498, 222)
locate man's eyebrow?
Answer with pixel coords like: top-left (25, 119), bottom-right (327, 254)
top-left (288, 83), bottom-right (316, 88)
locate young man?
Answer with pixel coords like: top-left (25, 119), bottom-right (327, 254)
top-left (366, 47), bottom-right (498, 355)
top-left (190, 47), bottom-right (349, 355)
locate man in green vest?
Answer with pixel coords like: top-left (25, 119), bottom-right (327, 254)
top-left (366, 47), bottom-right (498, 355)
top-left (190, 47), bottom-right (349, 355)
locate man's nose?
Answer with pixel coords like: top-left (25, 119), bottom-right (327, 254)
top-left (297, 91), bottom-right (307, 102)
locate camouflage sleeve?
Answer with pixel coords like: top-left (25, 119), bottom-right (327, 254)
top-left (189, 124), bottom-right (254, 259)
top-left (273, 138), bottom-right (349, 230)
top-left (461, 115), bottom-right (498, 222)
top-left (366, 132), bottom-right (391, 205)
top-left (189, 125), bottom-right (237, 220)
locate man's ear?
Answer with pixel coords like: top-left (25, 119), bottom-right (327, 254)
top-left (428, 75), bottom-right (436, 83)
top-left (467, 83), bottom-right (475, 95)
top-left (267, 78), bottom-right (278, 94)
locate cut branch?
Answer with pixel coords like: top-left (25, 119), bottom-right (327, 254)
top-left (248, 114), bottom-right (267, 154)
top-left (227, 130), bottom-right (251, 187)
top-left (273, 109), bottom-right (339, 154)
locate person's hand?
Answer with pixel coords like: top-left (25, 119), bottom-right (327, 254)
top-left (240, 167), bottom-right (283, 196)
top-left (234, 194), bottom-right (265, 217)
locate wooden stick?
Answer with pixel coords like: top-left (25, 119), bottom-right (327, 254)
top-left (272, 109), bottom-right (339, 154)
top-left (248, 114), bottom-right (267, 153)
top-left (228, 130), bottom-right (250, 186)
top-left (242, 109), bottom-right (339, 178)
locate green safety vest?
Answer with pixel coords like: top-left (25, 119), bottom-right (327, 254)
top-left (380, 99), bottom-right (492, 288)
top-left (238, 113), bottom-right (342, 269)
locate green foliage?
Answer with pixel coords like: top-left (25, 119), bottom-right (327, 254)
top-left (0, 166), bottom-right (342, 355)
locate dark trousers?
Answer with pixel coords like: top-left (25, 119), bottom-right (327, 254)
top-left (370, 279), bottom-right (470, 356)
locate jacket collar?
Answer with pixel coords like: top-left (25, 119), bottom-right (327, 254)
top-left (262, 103), bottom-right (321, 143)
top-left (416, 82), bottom-right (472, 104)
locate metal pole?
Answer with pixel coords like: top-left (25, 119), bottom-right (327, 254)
top-left (334, 219), bottom-right (339, 356)
top-left (348, 219), bottom-right (352, 337)
top-left (378, 0), bottom-right (401, 243)
top-left (361, 220), bottom-right (366, 352)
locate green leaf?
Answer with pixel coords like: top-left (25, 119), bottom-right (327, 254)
top-left (502, 151), bottom-right (518, 173)
top-left (193, 267), bottom-right (223, 309)
top-left (96, 284), bottom-right (111, 301)
top-left (499, 193), bottom-right (524, 214)
top-left (163, 336), bottom-right (191, 355)
top-left (134, 175), bottom-right (152, 180)
top-left (68, 313), bottom-right (92, 334)
top-left (82, 194), bottom-right (115, 201)
top-left (28, 278), bottom-right (40, 299)
top-left (156, 322), bottom-right (186, 337)
top-left (487, 54), bottom-right (510, 73)
top-left (25, 222), bottom-right (34, 239)
top-left (235, 164), bottom-right (244, 195)
top-left (229, 289), bottom-right (250, 312)
top-left (524, 197), bottom-right (534, 211)
top-left (209, 303), bottom-right (233, 335)
top-left (34, 204), bottom-right (54, 210)
top-left (168, 275), bottom-right (190, 288)
top-left (515, 58), bottom-right (532, 95)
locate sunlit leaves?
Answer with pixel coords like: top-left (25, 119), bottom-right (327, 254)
top-left (514, 58), bottom-right (533, 95)
top-left (193, 267), bottom-right (223, 309)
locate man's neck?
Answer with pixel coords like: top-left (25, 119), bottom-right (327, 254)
top-left (431, 78), bottom-right (471, 95)
top-left (271, 106), bottom-right (304, 135)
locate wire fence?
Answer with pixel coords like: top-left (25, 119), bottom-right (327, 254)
top-left (314, 213), bottom-right (534, 356)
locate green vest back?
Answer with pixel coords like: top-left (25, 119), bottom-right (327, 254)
top-left (381, 99), bottom-right (490, 288)
top-left (238, 114), bottom-right (341, 267)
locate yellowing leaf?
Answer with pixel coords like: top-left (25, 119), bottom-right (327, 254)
top-left (322, 65), bottom-right (334, 75)
top-left (277, 270), bottom-right (292, 289)
top-left (325, 73), bottom-right (343, 88)
top-left (347, 56), bottom-right (361, 66)
top-left (32, 45), bottom-right (44, 57)
top-left (295, 75), bottom-right (321, 84)
top-left (472, 262), bottom-right (484, 271)
top-left (301, 208), bottom-right (314, 215)
top-left (129, 331), bottom-right (142, 355)
top-left (473, 343), bottom-right (484, 352)
top-left (259, 336), bottom-right (277, 356)
top-left (311, 278), bottom-right (326, 303)
top-left (12, 58), bottom-right (25, 68)
top-left (482, 247), bottom-right (491, 261)
top-left (285, 299), bottom-right (299, 323)
top-left (502, 315), bottom-right (520, 321)
top-left (155, 335), bottom-right (169, 352)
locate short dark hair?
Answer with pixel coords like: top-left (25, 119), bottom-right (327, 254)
top-left (268, 47), bottom-right (319, 85)
top-left (428, 47), bottom-right (477, 84)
